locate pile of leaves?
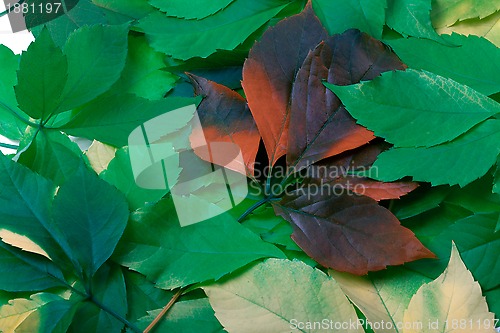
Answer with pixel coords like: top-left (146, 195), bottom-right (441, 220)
top-left (0, 0), bottom-right (498, 332)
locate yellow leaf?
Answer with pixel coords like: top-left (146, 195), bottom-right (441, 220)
top-left (403, 242), bottom-right (496, 333)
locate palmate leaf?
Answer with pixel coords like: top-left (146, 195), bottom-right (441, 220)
top-left (435, 10), bottom-right (500, 47)
top-left (287, 29), bottom-right (405, 170)
top-left (404, 243), bottom-right (496, 333)
top-left (273, 190), bottom-right (434, 275)
top-left (52, 163), bottom-right (129, 279)
top-left (386, 0), bottom-right (444, 41)
top-left (115, 198), bottom-right (285, 289)
top-left (242, 3), bottom-right (328, 166)
top-left (327, 69), bottom-right (500, 148)
top-left (0, 293), bottom-right (76, 333)
top-left (370, 119), bottom-right (500, 187)
top-left (203, 259), bottom-right (363, 333)
top-left (15, 28), bottom-right (67, 120)
top-left (188, 74), bottom-right (260, 176)
top-left (388, 33), bottom-right (500, 96)
top-left (0, 46), bottom-right (28, 140)
top-left (138, 0), bottom-right (290, 60)
top-left (312, 0), bottom-right (386, 38)
top-left (431, 0), bottom-right (500, 28)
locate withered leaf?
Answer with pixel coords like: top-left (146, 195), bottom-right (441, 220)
top-left (188, 74), bottom-right (260, 176)
top-left (242, 3), bottom-right (328, 166)
top-left (273, 190), bottom-right (435, 275)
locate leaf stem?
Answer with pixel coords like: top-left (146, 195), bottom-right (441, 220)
top-left (90, 296), bottom-right (142, 333)
top-left (0, 142), bottom-right (19, 150)
top-left (143, 288), bottom-right (184, 333)
top-left (0, 100), bottom-right (41, 129)
top-left (238, 197), bottom-right (270, 222)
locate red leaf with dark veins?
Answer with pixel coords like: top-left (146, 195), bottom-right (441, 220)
top-left (188, 74), bottom-right (260, 176)
top-left (273, 191), bottom-right (435, 275)
top-left (242, 2), bottom-right (328, 166)
top-left (287, 29), bottom-right (407, 171)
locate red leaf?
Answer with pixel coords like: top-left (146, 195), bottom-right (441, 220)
top-left (188, 74), bottom-right (260, 176)
top-left (242, 3), bottom-right (328, 166)
top-left (274, 191), bottom-right (435, 275)
top-left (287, 29), bottom-right (406, 170)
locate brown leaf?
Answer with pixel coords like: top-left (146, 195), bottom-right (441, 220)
top-left (242, 3), bottom-right (328, 166)
top-left (287, 29), bottom-right (406, 171)
top-left (188, 74), bottom-right (260, 176)
top-left (273, 190), bottom-right (435, 275)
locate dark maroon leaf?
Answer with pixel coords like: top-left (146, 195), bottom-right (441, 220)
top-left (242, 3), bottom-right (328, 166)
top-left (273, 190), bottom-right (435, 275)
top-left (188, 74), bottom-right (260, 176)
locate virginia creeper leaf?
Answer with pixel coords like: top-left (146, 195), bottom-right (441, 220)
top-left (403, 243), bottom-right (496, 333)
top-left (242, 3), bottom-right (328, 166)
top-left (0, 242), bottom-right (67, 292)
top-left (67, 264), bottom-right (127, 333)
top-left (18, 130), bottom-right (84, 185)
top-left (149, 0), bottom-right (235, 19)
top-left (203, 259), bottom-right (363, 333)
top-left (188, 74), bottom-right (260, 176)
top-left (388, 33), bottom-right (500, 96)
top-left (52, 163), bottom-right (129, 279)
top-left (371, 119), bottom-right (500, 187)
top-left (330, 267), bottom-right (431, 333)
top-left (431, 0), bottom-right (500, 28)
top-left (115, 198), bottom-right (285, 289)
top-left (85, 140), bottom-right (117, 174)
top-left (100, 147), bottom-right (168, 210)
top-left (0, 46), bottom-right (28, 140)
top-left (436, 11), bottom-right (500, 47)
top-left (386, 0), bottom-right (444, 41)
top-left (274, 190), bottom-right (435, 275)
top-left (312, 0), bottom-right (386, 38)
top-left (138, 0), bottom-right (289, 60)
top-left (0, 152), bottom-right (70, 266)
top-left (287, 29), bottom-right (405, 170)
top-left (327, 69), bottom-right (500, 148)
top-left (60, 95), bottom-right (198, 147)
top-left (56, 24), bottom-right (129, 113)
top-left (15, 28), bottom-right (67, 121)
top-left (0, 293), bottom-right (76, 333)
top-left (93, 0), bottom-right (154, 20)
top-left (494, 156), bottom-right (500, 195)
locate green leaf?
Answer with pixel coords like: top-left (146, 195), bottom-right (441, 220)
top-left (93, 0), bottom-right (155, 20)
top-left (115, 198), bottom-right (285, 289)
top-left (0, 293), bottom-right (76, 333)
top-left (18, 130), bottom-right (84, 185)
top-left (138, 0), bottom-right (289, 60)
top-left (312, 0), bottom-right (386, 38)
top-left (56, 24), bottom-right (129, 113)
top-left (431, 0), bottom-right (500, 28)
top-left (0, 152), bottom-right (71, 266)
top-left (15, 28), bottom-right (68, 120)
top-left (135, 298), bottom-right (224, 332)
top-left (326, 69), bottom-right (500, 148)
top-left (392, 185), bottom-right (452, 220)
top-left (330, 267), bottom-right (431, 333)
top-left (0, 242), bottom-right (67, 292)
top-left (52, 163), bottom-right (129, 279)
top-left (101, 147), bottom-right (168, 210)
top-left (203, 258), bottom-right (363, 333)
top-left (68, 264), bottom-right (128, 333)
top-left (386, 0), bottom-right (444, 41)
top-left (370, 120), bottom-right (500, 187)
top-left (111, 35), bottom-right (178, 100)
top-left (403, 243), bottom-right (496, 333)
top-left (59, 95), bottom-right (198, 147)
top-left (150, 0), bottom-right (235, 19)
top-left (0, 46), bottom-right (28, 140)
top-left (494, 156), bottom-right (500, 195)
top-left (388, 33), bottom-right (500, 96)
